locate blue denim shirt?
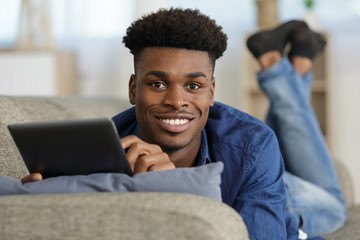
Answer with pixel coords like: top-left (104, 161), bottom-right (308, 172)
top-left (112, 102), bottom-right (299, 240)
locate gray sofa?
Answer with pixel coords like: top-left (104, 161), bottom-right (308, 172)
top-left (0, 95), bottom-right (359, 239)
top-left (0, 95), bottom-right (248, 240)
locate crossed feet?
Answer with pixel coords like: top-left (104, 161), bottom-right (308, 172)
top-left (246, 20), bottom-right (327, 76)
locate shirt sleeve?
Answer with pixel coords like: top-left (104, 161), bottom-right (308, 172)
top-left (233, 130), bottom-right (296, 240)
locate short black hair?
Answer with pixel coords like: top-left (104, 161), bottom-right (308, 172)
top-left (123, 8), bottom-right (228, 69)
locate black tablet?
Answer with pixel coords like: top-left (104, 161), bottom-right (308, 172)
top-left (8, 118), bottom-right (133, 178)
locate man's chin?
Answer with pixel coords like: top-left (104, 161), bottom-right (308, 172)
top-left (157, 139), bottom-right (190, 153)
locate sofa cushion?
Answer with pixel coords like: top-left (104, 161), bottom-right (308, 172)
top-left (0, 162), bottom-right (223, 202)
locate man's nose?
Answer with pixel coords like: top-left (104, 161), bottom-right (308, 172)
top-left (163, 85), bottom-right (188, 109)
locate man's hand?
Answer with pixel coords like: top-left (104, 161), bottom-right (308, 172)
top-left (21, 173), bottom-right (43, 184)
top-left (121, 135), bottom-right (175, 174)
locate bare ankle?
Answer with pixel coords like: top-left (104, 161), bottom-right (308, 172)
top-left (290, 56), bottom-right (313, 76)
top-left (258, 51), bottom-right (282, 70)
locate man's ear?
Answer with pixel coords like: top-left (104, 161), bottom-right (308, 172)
top-left (129, 74), bottom-right (136, 105)
top-left (210, 77), bottom-right (215, 107)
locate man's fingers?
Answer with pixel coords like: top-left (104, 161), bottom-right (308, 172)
top-left (21, 173), bottom-right (43, 184)
top-left (133, 152), bottom-right (174, 174)
top-left (121, 135), bottom-right (164, 170)
top-left (120, 135), bottom-right (174, 174)
top-left (120, 135), bottom-right (141, 149)
top-left (126, 141), bottom-right (150, 168)
top-left (148, 161), bottom-right (176, 172)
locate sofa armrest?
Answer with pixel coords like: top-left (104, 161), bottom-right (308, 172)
top-left (0, 192), bottom-right (248, 240)
top-left (333, 159), bottom-right (354, 209)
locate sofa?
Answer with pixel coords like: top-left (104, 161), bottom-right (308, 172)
top-left (0, 95), bottom-right (248, 240)
top-left (0, 95), bottom-right (359, 239)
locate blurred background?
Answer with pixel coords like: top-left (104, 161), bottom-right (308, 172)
top-left (0, 0), bottom-right (359, 204)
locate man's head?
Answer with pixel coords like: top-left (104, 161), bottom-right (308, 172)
top-left (123, 8), bottom-right (227, 156)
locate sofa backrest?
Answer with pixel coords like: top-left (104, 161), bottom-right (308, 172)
top-left (0, 95), bottom-right (131, 179)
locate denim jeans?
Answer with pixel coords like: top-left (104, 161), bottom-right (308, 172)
top-left (257, 58), bottom-right (347, 237)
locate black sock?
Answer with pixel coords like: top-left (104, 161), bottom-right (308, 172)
top-left (246, 20), bottom-right (307, 58)
top-left (288, 27), bottom-right (327, 60)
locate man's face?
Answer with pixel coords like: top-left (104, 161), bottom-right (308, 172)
top-left (129, 47), bottom-right (215, 153)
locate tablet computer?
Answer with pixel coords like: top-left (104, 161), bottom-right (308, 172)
top-left (8, 118), bottom-right (133, 178)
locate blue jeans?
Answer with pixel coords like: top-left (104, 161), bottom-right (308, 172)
top-left (257, 58), bottom-right (347, 237)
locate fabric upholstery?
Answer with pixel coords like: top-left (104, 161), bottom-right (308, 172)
top-left (0, 95), bottom-right (248, 240)
top-left (324, 206), bottom-right (360, 239)
top-left (0, 192), bottom-right (248, 240)
top-left (333, 159), bottom-right (354, 209)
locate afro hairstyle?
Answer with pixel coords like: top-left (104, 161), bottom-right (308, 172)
top-left (123, 8), bottom-right (228, 68)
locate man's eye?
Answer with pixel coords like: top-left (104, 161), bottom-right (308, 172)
top-left (187, 83), bottom-right (200, 90)
top-left (151, 82), bottom-right (166, 89)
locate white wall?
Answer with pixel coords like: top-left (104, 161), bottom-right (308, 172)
top-left (0, 52), bottom-right (56, 95)
top-left (331, 32), bottom-right (360, 204)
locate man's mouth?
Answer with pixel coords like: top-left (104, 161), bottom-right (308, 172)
top-left (160, 118), bottom-right (190, 126)
top-left (155, 115), bottom-right (194, 133)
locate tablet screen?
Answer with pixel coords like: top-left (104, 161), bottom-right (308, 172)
top-left (8, 118), bottom-right (133, 178)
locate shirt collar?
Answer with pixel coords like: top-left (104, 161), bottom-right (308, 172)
top-left (133, 124), bottom-right (140, 137)
top-left (132, 125), bottom-right (211, 165)
top-left (197, 129), bottom-right (212, 166)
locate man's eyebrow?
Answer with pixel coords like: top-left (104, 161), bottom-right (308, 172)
top-left (144, 71), bottom-right (208, 79)
top-left (186, 72), bottom-right (208, 79)
top-left (145, 71), bottom-right (168, 78)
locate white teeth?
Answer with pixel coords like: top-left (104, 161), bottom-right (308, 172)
top-left (161, 119), bottom-right (189, 126)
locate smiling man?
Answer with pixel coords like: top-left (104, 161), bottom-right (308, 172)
top-left (110, 8), bottom-right (293, 239)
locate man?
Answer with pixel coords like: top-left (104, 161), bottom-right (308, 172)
top-left (22, 8), bottom-right (346, 239)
